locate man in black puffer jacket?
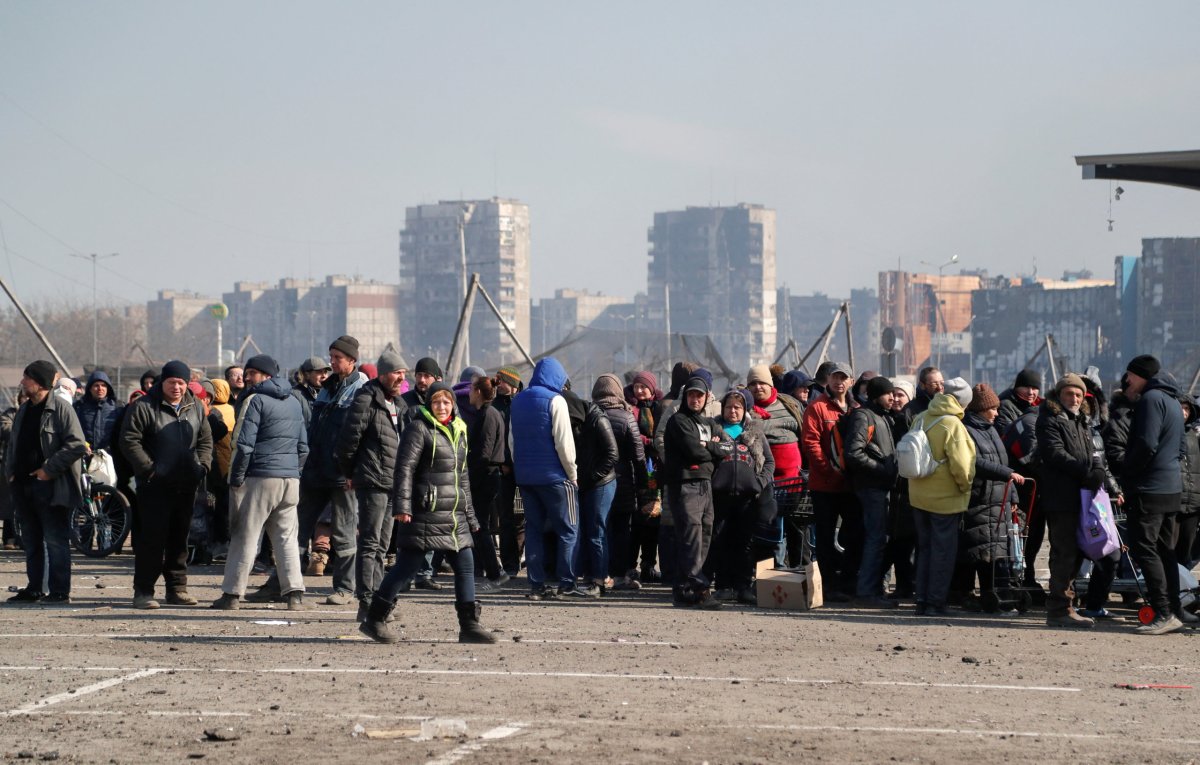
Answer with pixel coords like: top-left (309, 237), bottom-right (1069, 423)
top-left (994, 369), bottom-right (1042, 436)
top-left (563, 388), bottom-right (619, 595)
top-left (213, 355), bottom-right (308, 610)
top-left (844, 376), bottom-right (899, 608)
top-left (662, 375), bottom-right (732, 609)
top-left (1121, 355), bottom-right (1187, 635)
top-left (336, 351), bottom-right (410, 618)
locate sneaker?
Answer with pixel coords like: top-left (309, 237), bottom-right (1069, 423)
top-left (713, 588), bottom-right (736, 601)
top-left (612, 576), bottom-right (641, 591)
top-left (490, 572), bottom-right (511, 587)
top-left (558, 585), bottom-right (601, 599)
top-left (1136, 613), bottom-right (1184, 636)
top-left (475, 578), bottom-right (497, 593)
top-left (210, 593), bottom-right (240, 610)
top-left (527, 586), bottom-right (559, 601)
top-left (1079, 607), bottom-right (1124, 621)
top-left (42, 593), bottom-right (71, 605)
top-left (323, 591), bottom-right (354, 606)
top-left (854, 595), bottom-right (900, 610)
top-left (7, 588), bottom-right (43, 604)
top-left (414, 578), bottom-right (442, 591)
top-left (1046, 611), bottom-right (1094, 629)
top-left (166, 590), bottom-right (198, 606)
top-left (132, 593), bottom-right (160, 610)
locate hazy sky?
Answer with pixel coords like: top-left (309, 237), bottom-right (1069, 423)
top-left (2, 2), bottom-right (1198, 311)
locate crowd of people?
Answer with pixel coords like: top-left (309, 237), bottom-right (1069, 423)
top-left (2, 335), bottom-right (1198, 641)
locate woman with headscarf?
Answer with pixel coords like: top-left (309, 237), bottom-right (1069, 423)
top-left (625, 369), bottom-right (666, 583)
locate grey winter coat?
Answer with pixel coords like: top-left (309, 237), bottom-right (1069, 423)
top-left (336, 379), bottom-right (407, 491)
top-left (120, 388), bottom-right (213, 487)
top-left (4, 393), bottom-right (87, 509)
top-left (229, 376), bottom-right (309, 485)
top-left (391, 407), bottom-right (478, 552)
top-left (963, 411), bottom-right (1014, 563)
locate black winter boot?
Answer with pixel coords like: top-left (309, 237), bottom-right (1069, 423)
top-left (358, 595), bottom-right (400, 644)
top-left (456, 601), bottom-right (497, 644)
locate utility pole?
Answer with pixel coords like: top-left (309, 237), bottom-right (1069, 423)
top-left (457, 205), bottom-right (473, 368)
top-left (68, 252), bottom-right (118, 367)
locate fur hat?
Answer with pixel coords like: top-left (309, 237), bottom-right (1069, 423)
top-left (967, 383), bottom-right (1000, 412)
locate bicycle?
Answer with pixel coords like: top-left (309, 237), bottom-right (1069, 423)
top-left (69, 453), bottom-right (132, 558)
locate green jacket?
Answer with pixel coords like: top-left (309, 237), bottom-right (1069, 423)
top-left (907, 393), bottom-right (976, 515)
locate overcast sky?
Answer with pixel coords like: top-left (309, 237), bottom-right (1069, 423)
top-left (2, 2), bottom-right (1198, 310)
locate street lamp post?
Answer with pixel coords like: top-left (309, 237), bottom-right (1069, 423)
top-left (920, 254), bottom-right (959, 369)
top-left (618, 314), bottom-right (635, 367)
top-left (68, 252), bottom-right (118, 368)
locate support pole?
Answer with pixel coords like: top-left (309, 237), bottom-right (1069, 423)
top-left (0, 275), bottom-right (73, 376)
top-left (843, 301), bottom-right (856, 372)
top-left (815, 303), bottom-right (845, 370)
top-left (475, 281), bottom-right (536, 368)
top-left (1045, 333), bottom-right (1059, 382)
top-left (447, 274), bottom-right (481, 376)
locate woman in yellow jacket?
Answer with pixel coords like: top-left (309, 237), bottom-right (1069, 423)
top-left (907, 380), bottom-right (976, 616)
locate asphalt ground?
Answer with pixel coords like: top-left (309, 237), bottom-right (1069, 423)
top-left (0, 550), bottom-right (1197, 764)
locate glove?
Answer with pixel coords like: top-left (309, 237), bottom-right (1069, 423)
top-left (1084, 467), bottom-right (1106, 491)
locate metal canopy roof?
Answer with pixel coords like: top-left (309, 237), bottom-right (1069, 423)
top-left (1076, 149), bottom-right (1200, 191)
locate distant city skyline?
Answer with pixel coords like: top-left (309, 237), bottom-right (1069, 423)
top-left (2, 2), bottom-right (1198, 310)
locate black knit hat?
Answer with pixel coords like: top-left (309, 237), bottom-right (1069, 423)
top-left (160, 359), bottom-right (190, 383)
top-left (866, 376), bottom-right (895, 401)
top-left (425, 381), bottom-right (455, 406)
top-left (22, 360), bottom-right (57, 391)
top-left (244, 354), bottom-right (280, 378)
top-left (329, 335), bottom-right (360, 361)
top-left (415, 357), bottom-right (443, 378)
top-left (1014, 368), bottom-right (1042, 390)
top-left (1126, 354), bottom-right (1161, 380)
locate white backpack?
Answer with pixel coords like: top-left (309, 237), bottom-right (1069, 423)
top-left (896, 415), bottom-right (952, 479)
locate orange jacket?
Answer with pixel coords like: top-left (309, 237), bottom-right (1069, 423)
top-left (801, 396), bottom-right (851, 493)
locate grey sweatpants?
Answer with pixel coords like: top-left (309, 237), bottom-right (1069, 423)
top-left (222, 477), bottom-right (304, 597)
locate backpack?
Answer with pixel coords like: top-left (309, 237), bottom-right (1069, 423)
top-left (896, 414), bottom-right (951, 479)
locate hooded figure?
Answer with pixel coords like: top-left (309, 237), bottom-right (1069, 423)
top-left (74, 370), bottom-right (122, 452)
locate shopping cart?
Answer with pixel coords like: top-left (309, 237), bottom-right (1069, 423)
top-left (984, 477), bottom-right (1037, 613)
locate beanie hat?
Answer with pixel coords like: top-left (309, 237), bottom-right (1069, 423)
top-left (415, 357), bottom-right (442, 379)
top-left (747, 364), bottom-right (773, 387)
top-left (377, 351), bottom-right (405, 377)
top-left (160, 359), bottom-right (191, 383)
top-left (892, 379), bottom-right (916, 401)
top-left (943, 377), bottom-right (973, 407)
top-left (497, 366), bottom-right (522, 388)
top-left (968, 383), bottom-right (1001, 412)
top-left (459, 365), bottom-right (486, 383)
top-left (866, 376), bottom-right (895, 401)
top-left (1014, 368), bottom-right (1042, 390)
top-left (633, 370), bottom-right (658, 393)
top-left (1055, 373), bottom-right (1087, 395)
top-left (780, 370), bottom-right (809, 395)
top-left (187, 381), bottom-right (208, 400)
top-left (693, 367), bottom-right (714, 391)
top-left (359, 363), bottom-right (377, 380)
top-left (22, 360), bottom-right (57, 391)
top-left (244, 354), bottom-right (280, 378)
top-left (1126, 354), bottom-right (1161, 380)
top-left (425, 381), bottom-right (455, 405)
top-left (329, 335), bottom-right (360, 361)
top-left (723, 387), bottom-right (754, 414)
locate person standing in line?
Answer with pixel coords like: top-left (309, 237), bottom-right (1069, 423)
top-left (591, 373), bottom-right (648, 591)
top-left (120, 360), bottom-right (213, 609)
top-left (493, 366), bottom-right (525, 578)
top-left (5, 361), bottom-right (86, 605)
top-left (335, 351), bottom-right (409, 620)
top-left (466, 376), bottom-right (509, 590)
top-left (843, 376), bottom-right (900, 608)
top-left (359, 382), bottom-right (495, 644)
top-left (563, 383), bottom-right (619, 596)
top-left (211, 355), bottom-right (309, 610)
top-left (1121, 355), bottom-right (1188, 635)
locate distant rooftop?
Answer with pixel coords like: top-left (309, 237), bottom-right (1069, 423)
top-left (1075, 149), bottom-right (1200, 192)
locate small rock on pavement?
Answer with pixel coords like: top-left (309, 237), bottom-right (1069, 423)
top-left (962, 656), bottom-right (979, 664)
top-left (893, 645), bottom-right (906, 652)
top-left (203, 728), bottom-right (240, 742)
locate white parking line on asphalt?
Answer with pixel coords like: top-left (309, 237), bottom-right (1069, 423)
top-left (425, 722), bottom-right (527, 765)
top-left (0, 664), bottom-right (1081, 693)
top-left (1, 668), bottom-right (162, 717)
top-left (0, 633), bottom-right (677, 646)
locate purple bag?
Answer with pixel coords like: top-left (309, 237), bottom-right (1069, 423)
top-left (1077, 487), bottom-right (1120, 560)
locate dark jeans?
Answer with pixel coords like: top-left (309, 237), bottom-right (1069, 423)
top-left (1083, 548), bottom-right (1121, 611)
top-left (885, 493), bottom-right (916, 595)
top-left (812, 490), bottom-right (863, 596)
top-left (13, 480), bottom-right (71, 596)
top-left (133, 479), bottom-right (198, 595)
top-left (576, 480), bottom-right (616, 582)
top-left (497, 472), bottom-right (524, 575)
top-left (355, 487), bottom-right (394, 601)
top-left (1126, 492), bottom-right (1181, 616)
top-left (667, 481), bottom-right (714, 592)
top-left (914, 509), bottom-right (961, 608)
top-left (855, 488), bottom-right (891, 598)
top-left (376, 546), bottom-right (475, 604)
top-left (606, 478), bottom-right (638, 578)
top-left (1175, 512), bottom-right (1199, 570)
top-left (469, 469), bottom-right (502, 581)
top-left (297, 483), bottom-right (357, 596)
top-left (709, 491), bottom-right (756, 591)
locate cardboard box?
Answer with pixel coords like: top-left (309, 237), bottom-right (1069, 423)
top-left (754, 558), bottom-right (823, 610)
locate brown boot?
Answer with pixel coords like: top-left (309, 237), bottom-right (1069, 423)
top-left (305, 551), bottom-right (328, 577)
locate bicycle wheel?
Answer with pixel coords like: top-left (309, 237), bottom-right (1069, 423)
top-left (70, 484), bottom-right (132, 558)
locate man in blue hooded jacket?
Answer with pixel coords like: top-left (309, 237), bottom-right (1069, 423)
top-left (509, 357), bottom-right (583, 599)
top-left (74, 370), bottom-right (123, 453)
